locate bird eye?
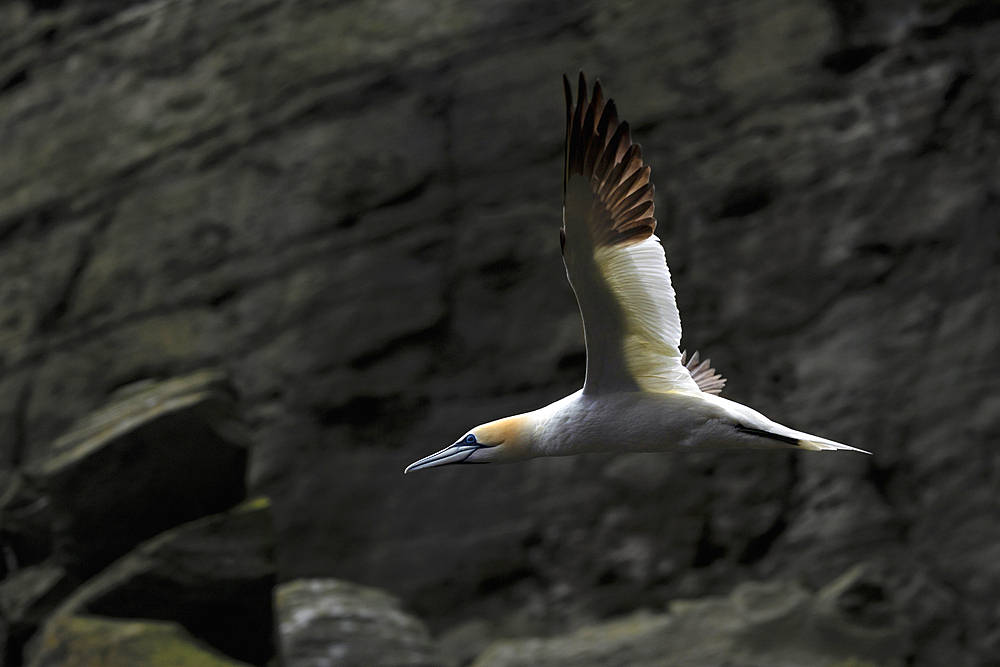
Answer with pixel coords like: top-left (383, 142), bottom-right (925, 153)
top-left (465, 434), bottom-right (476, 444)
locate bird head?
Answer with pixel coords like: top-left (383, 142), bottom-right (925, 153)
top-left (404, 415), bottom-right (533, 473)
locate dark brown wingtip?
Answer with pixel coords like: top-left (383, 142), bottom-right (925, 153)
top-left (567, 72), bottom-right (587, 187)
top-left (563, 74), bottom-right (573, 188)
top-left (582, 82), bottom-right (604, 174)
top-left (563, 71), bottom-right (656, 246)
top-left (563, 74), bottom-right (658, 249)
top-left (563, 74), bottom-right (572, 121)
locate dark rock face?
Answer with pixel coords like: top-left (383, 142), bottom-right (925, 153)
top-left (0, 371), bottom-right (261, 666)
top-left (1, 0), bottom-right (999, 665)
top-left (25, 369), bottom-right (249, 579)
top-left (0, 473), bottom-right (55, 574)
top-left (0, 564), bottom-right (71, 630)
top-left (32, 498), bottom-right (276, 667)
top-left (0, 562), bottom-right (78, 664)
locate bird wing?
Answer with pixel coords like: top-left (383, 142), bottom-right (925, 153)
top-left (680, 350), bottom-right (727, 395)
top-left (562, 72), bottom-right (705, 396)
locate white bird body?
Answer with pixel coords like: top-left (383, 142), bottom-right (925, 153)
top-left (405, 74), bottom-right (868, 474)
top-left (469, 389), bottom-right (854, 461)
top-left (527, 390), bottom-right (712, 457)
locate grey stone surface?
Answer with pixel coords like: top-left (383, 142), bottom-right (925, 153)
top-left (0, 0), bottom-right (998, 665)
top-left (437, 620), bottom-right (493, 667)
top-left (275, 578), bottom-right (445, 667)
top-left (472, 570), bottom-right (904, 667)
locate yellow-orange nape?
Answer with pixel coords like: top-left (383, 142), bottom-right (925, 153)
top-left (468, 414), bottom-right (534, 461)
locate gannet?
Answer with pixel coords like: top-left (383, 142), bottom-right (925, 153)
top-left (405, 73), bottom-right (869, 473)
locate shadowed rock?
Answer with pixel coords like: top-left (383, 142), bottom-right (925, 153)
top-left (28, 498), bottom-right (276, 667)
top-left (0, 472), bottom-right (53, 573)
top-left (0, 561), bottom-right (78, 664)
top-left (24, 369), bottom-right (250, 579)
top-left (0, 563), bottom-right (71, 628)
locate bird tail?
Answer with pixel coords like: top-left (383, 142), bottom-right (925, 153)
top-left (735, 424), bottom-right (871, 454)
top-left (795, 435), bottom-right (871, 454)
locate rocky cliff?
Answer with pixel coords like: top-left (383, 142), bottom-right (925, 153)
top-left (1, 0), bottom-right (999, 665)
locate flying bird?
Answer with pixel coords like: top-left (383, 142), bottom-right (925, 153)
top-left (405, 73), bottom-right (869, 473)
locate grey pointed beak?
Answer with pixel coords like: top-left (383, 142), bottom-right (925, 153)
top-left (404, 443), bottom-right (481, 473)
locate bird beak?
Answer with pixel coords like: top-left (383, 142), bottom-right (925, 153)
top-left (404, 443), bottom-right (482, 473)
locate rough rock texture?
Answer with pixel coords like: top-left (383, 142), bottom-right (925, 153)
top-left (24, 369), bottom-right (249, 579)
top-left (27, 615), bottom-right (253, 667)
top-left (0, 563), bottom-right (73, 630)
top-left (32, 498), bottom-right (276, 667)
top-left (275, 579), bottom-right (445, 667)
top-left (0, 562), bottom-right (78, 664)
top-left (0, 370), bottom-right (257, 666)
top-left (472, 570), bottom-right (903, 667)
top-left (0, 472), bottom-right (54, 574)
top-left (1, 0), bottom-right (1000, 666)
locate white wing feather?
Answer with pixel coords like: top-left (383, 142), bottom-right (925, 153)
top-left (595, 236), bottom-right (701, 394)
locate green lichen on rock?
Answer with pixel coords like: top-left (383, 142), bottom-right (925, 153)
top-left (28, 615), bottom-right (253, 667)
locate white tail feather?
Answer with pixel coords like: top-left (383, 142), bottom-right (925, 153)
top-left (796, 437), bottom-right (871, 454)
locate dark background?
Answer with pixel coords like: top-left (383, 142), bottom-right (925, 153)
top-left (1, 0), bottom-right (999, 664)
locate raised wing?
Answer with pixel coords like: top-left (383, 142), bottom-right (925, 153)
top-left (562, 72), bottom-right (703, 396)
